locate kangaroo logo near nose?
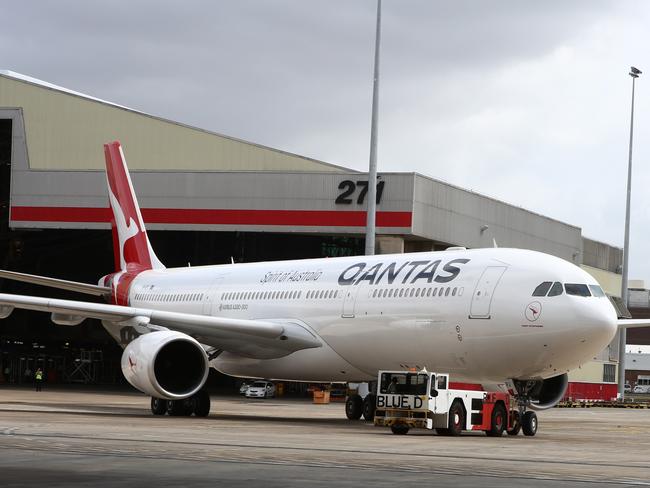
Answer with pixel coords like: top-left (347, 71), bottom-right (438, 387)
top-left (525, 301), bottom-right (542, 322)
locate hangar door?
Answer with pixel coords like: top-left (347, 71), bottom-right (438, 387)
top-left (469, 266), bottom-right (507, 319)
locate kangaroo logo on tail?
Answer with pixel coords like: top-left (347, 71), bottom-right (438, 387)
top-left (104, 141), bottom-right (165, 272)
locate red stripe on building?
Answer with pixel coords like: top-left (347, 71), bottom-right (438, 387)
top-left (449, 382), bottom-right (484, 391)
top-left (11, 206), bottom-right (412, 228)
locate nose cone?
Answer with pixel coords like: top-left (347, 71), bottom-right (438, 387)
top-left (575, 299), bottom-right (619, 350)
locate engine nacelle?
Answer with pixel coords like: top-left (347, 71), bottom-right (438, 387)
top-left (527, 373), bottom-right (569, 410)
top-left (121, 330), bottom-right (209, 400)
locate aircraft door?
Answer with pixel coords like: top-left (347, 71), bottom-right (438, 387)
top-left (469, 266), bottom-right (507, 319)
top-left (202, 275), bottom-right (225, 315)
top-left (341, 287), bottom-right (358, 318)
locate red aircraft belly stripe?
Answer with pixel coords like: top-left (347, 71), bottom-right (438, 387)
top-left (10, 206), bottom-right (413, 228)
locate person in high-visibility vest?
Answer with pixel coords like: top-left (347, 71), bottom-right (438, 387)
top-left (35, 368), bottom-right (43, 392)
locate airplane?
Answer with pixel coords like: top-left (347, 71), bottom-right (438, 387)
top-left (0, 141), bottom-right (646, 431)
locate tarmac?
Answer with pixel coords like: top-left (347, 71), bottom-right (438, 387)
top-left (0, 387), bottom-right (649, 487)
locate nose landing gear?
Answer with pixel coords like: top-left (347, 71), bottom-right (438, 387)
top-left (512, 379), bottom-right (539, 436)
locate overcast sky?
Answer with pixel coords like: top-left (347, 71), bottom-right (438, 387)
top-left (2, 1), bottom-right (650, 282)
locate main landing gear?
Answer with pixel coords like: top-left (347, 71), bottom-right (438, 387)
top-left (150, 389), bottom-right (211, 417)
top-left (512, 380), bottom-right (539, 436)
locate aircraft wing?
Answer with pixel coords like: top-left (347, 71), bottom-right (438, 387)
top-left (0, 293), bottom-right (321, 359)
top-left (618, 319), bottom-right (650, 329)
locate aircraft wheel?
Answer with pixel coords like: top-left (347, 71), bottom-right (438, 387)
top-left (507, 411), bottom-right (522, 436)
top-left (193, 389), bottom-right (211, 417)
top-left (362, 394), bottom-right (376, 421)
top-left (390, 424), bottom-right (409, 435)
top-left (345, 394), bottom-right (363, 420)
top-left (150, 397), bottom-right (167, 415)
top-left (522, 411), bottom-right (538, 436)
top-left (166, 399), bottom-right (186, 416)
top-left (486, 403), bottom-right (506, 437)
top-left (448, 401), bottom-right (464, 436)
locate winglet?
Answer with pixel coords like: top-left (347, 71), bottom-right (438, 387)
top-left (104, 141), bottom-right (165, 271)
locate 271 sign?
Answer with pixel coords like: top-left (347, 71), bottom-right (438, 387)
top-left (335, 179), bottom-right (385, 205)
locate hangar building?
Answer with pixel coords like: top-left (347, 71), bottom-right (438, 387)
top-left (0, 70), bottom-right (632, 397)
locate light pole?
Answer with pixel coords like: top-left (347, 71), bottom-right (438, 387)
top-left (365, 0), bottom-right (381, 256)
top-left (617, 66), bottom-right (642, 400)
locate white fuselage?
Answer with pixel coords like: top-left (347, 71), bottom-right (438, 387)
top-left (125, 248), bottom-right (618, 384)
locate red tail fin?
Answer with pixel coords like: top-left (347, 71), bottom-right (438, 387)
top-left (104, 141), bottom-right (165, 271)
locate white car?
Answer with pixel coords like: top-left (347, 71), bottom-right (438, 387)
top-left (633, 385), bottom-right (649, 394)
top-left (245, 381), bottom-right (276, 398)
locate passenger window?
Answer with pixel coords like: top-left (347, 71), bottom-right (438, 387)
top-left (548, 282), bottom-right (563, 297)
top-left (565, 283), bottom-right (591, 297)
top-left (533, 281), bottom-right (552, 297)
top-left (410, 289), bottom-right (415, 297)
top-left (445, 287), bottom-right (451, 297)
top-left (452, 287), bottom-right (457, 296)
top-left (588, 285), bottom-right (606, 297)
top-left (399, 289), bottom-right (404, 298)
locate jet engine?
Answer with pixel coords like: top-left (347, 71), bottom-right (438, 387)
top-left (514, 373), bottom-right (569, 410)
top-left (517, 373), bottom-right (568, 410)
top-left (121, 330), bottom-right (209, 400)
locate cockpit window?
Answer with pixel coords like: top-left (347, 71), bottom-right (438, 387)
top-left (588, 285), bottom-right (606, 297)
top-left (565, 283), bottom-right (591, 297)
top-left (532, 282), bottom-right (552, 297)
top-left (548, 281), bottom-right (563, 297)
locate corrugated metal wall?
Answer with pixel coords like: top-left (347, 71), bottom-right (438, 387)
top-left (0, 74), bottom-right (344, 172)
top-left (582, 237), bottom-right (622, 273)
top-left (411, 174), bottom-right (583, 262)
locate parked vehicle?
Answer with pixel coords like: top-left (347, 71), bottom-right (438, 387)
top-left (239, 382), bottom-right (252, 395)
top-left (633, 384), bottom-right (650, 394)
top-left (373, 369), bottom-right (534, 436)
top-left (245, 381), bottom-right (276, 398)
top-left (624, 383), bottom-right (631, 393)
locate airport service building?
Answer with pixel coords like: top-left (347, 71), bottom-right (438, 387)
top-left (0, 70), bottom-right (631, 396)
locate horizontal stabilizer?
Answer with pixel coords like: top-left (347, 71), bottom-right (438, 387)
top-left (0, 269), bottom-right (111, 297)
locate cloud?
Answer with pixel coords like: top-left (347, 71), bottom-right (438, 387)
top-left (2, 0), bottom-right (650, 281)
